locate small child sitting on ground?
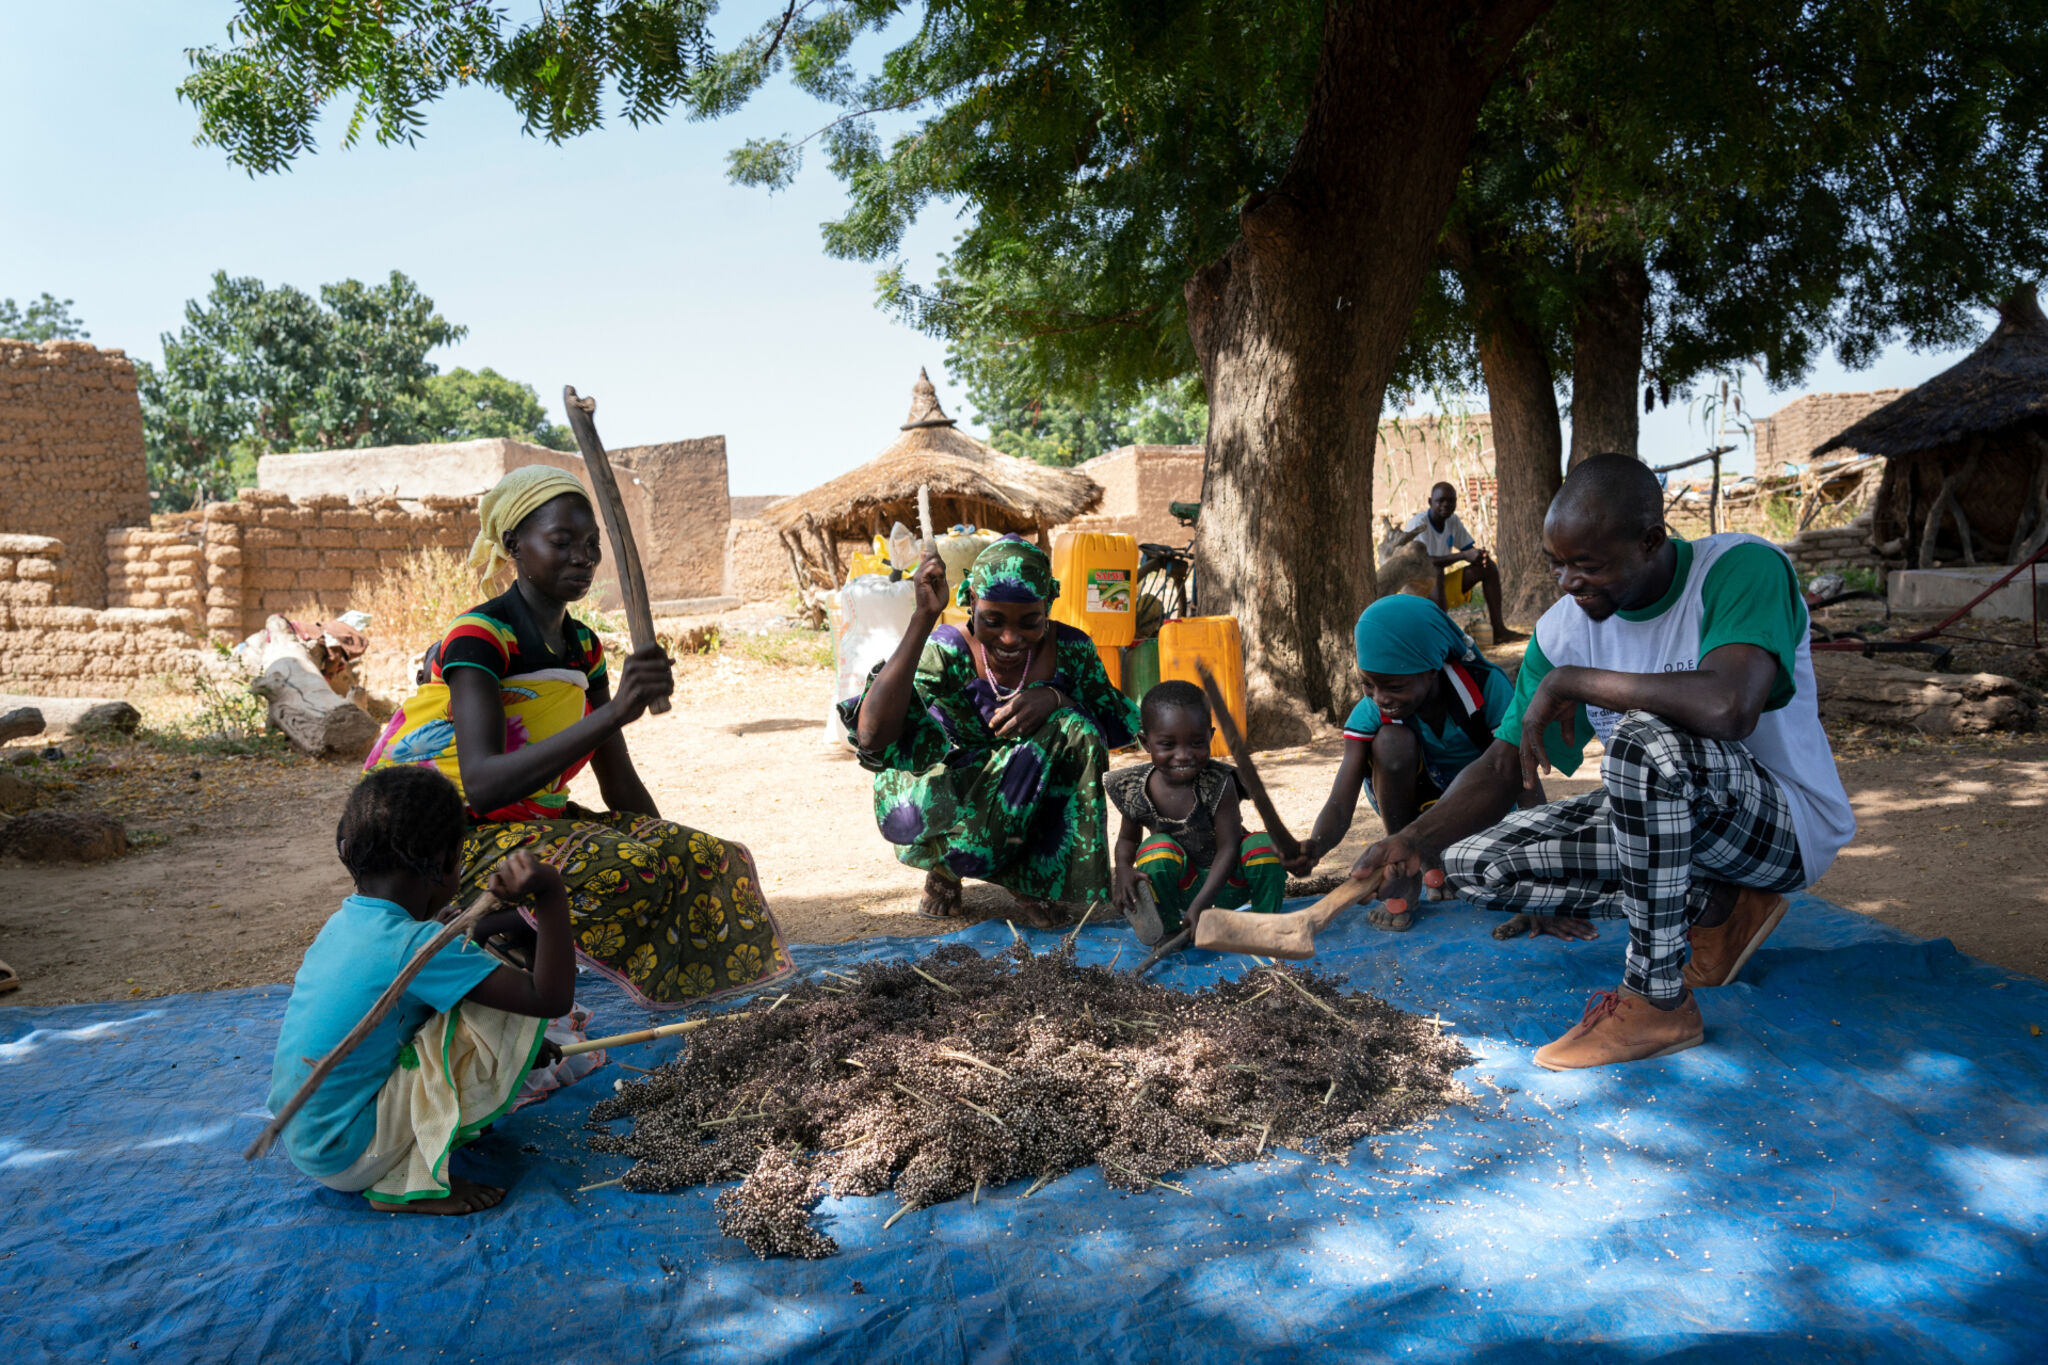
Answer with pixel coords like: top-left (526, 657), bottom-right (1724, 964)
top-left (266, 765), bottom-right (576, 1216)
top-left (1108, 680), bottom-right (1284, 944)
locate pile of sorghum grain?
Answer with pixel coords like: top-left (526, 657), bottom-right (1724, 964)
top-left (587, 941), bottom-right (1472, 1257)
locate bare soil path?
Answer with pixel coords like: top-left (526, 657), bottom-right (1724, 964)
top-left (5, 653), bottom-right (2044, 1007)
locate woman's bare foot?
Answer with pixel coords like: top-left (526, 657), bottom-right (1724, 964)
top-left (369, 1174), bottom-right (505, 1216)
top-left (918, 868), bottom-right (964, 919)
top-left (1492, 913), bottom-right (1600, 941)
top-left (1011, 894), bottom-right (1069, 929)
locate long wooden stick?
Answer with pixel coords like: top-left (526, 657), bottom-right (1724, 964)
top-left (245, 890), bottom-right (503, 1159)
top-left (562, 385), bottom-right (669, 715)
top-left (1131, 927), bottom-right (1193, 977)
top-left (558, 1013), bottom-right (752, 1058)
top-left (1194, 662), bottom-right (1301, 864)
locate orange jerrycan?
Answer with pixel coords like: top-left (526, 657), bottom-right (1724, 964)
top-left (1158, 616), bottom-right (1246, 758)
top-left (1050, 532), bottom-right (1139, 648)
top-left (1095, 643), bottom-right (1123, 692)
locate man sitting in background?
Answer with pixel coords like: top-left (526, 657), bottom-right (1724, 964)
top-left (1404, 482), bottom-right (1522, 643)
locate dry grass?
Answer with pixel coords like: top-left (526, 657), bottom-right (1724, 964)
top-left (715, 628), bottom-right (834, 670)
top-left (341, 549), bottom-right (502, 665)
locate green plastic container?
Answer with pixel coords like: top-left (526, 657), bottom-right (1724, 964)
top-left (1122, 637), bottom-right (1161, 703)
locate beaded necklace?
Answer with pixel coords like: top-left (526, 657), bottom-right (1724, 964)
top-left (971, 632), bottom-right (1036, 700)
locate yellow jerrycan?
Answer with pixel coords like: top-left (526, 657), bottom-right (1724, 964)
top-left (1158, 616), bottom-right (1246, 758)
top-left (1049, 532), bottom-right (1139, 647)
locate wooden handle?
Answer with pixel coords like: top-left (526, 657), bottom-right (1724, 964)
top-left (1194, 662), bottom-right (1300, 864)
top-left (1132, 926), bottom-right (1193, 976)
top-left (1306, 865), bottom-right (1386, 931)
top-left (561, 386), bottom-right (669, 716)
top-left (558, 1012), bottom-right (752, 1058)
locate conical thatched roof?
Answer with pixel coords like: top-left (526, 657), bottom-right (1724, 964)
top-left (764, 369), bottom-right (1101, 538)
top-left (1816, 287), bottom-right (2048, 459)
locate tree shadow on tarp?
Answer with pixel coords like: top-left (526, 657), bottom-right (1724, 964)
top-left (2, 894), bottom-right (2045, 1364)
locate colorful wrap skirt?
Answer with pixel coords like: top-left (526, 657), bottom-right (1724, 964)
top-left (460, 806), bottom-right (793, 1010)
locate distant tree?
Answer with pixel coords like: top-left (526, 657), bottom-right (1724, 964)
top-left (951, 332), bottom-right (1205, 468)
top-left (416, 367), bottom-right (574, 450)
top-left (138, 269), bottom-right (465, 509)
top-left (0, 293), bottom-right (89, 341)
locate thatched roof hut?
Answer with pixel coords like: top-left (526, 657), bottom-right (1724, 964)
top-left (767, 371), bottom-right (1101, 603)
top-left (1817, 287), bottom-right (2048, 568)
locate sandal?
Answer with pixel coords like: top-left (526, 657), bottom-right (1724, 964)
top-left (1123, 885), bottom-right (1166, 946)
top-left (918, 869), bottom-right (965, 919)
top-left (1367, 901), bottom-right (1415, 933)
top-left (0, 958), bottom-right (18, 994)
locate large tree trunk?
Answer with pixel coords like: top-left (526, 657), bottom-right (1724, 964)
top-left (1566, 250), bottom-right (1649, 465)
top-left (1186, 0), bottom-right (1550, 738)
top-left (1472, 290), bottom-right (1565, 625)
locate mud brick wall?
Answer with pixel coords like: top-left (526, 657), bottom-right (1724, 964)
top-left (0, 533), bottom-right (73, 608)
top-left (1780, 512), bottom-right (1887, 577)
top-left (612, 438), bottom-right (731, 600)
top-left (106, 523), bottom-right (203, 612)
top-left (199, 490), bottom-right (479, 637)
top-left (1754, 390), bottom-right (1907, 466)
top-left (724, 518), bottom-right (793, 602)
top-left (0, 535), bottom-right (204, 694)
top-left (0, 339), bottom-right (151, 607)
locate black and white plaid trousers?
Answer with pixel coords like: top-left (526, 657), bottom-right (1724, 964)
top-left (1442, 710), bottom-right (1805, 1002)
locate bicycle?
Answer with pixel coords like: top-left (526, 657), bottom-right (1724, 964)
top-left (1136, 500), bottom-right (1200, 639)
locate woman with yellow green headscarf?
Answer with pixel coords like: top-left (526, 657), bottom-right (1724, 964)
top-left (365, 465), bottom-right (792, 1008)
top-left (841, 535), bottom-right (1140, 926)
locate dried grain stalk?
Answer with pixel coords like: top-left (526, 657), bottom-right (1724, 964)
top-left (587, 943), bottom-right (1472, 1258)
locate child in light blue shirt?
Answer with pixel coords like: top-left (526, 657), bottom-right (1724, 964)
top-left (267, 765), bottom-right (576, 1214)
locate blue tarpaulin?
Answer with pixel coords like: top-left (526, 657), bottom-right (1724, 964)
top-left (4, 893), bottom-right (2047, 1363)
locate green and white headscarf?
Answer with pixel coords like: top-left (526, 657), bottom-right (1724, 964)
top-left (957, 535), bottom-right (1059, 606)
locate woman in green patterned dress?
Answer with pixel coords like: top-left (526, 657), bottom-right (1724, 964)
top-left (366, 466), bottom-right (792, 1009)
top-left (840, 536), bottom-right (1140, 926)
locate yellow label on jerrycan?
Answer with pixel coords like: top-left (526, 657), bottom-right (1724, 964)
top-left (1158, 616), bottom-right (1246, 759)
top-left (1049, 532), bottom-right (1139, 647)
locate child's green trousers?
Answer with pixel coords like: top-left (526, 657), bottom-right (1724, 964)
top-left (1134, 831), bottom-right (1286, 934)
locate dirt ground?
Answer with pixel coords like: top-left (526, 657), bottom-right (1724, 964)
top-left (5, 646), bottom-right (2047, 1008)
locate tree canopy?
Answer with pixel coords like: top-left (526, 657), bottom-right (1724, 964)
top-left (137, 269), bottom-right (564, 510)
top-left (178, 0), bottom-right (2048, 720)
top-left (416, 367), bottom-right (575, 451)
top-left (0, 293), bottom-right (89, 342)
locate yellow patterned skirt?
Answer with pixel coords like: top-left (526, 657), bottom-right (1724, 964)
top-left (460, 806), bottom-right (793, 1010)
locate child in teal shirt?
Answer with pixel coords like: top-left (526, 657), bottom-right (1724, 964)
top-left (267, 765), bottom-right (576, 1214)
top-left (1285, 595), bottom-right (1541, 929)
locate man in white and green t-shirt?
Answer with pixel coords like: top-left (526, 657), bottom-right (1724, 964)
top-left (1351, 454), bottom-right (1855, 1071)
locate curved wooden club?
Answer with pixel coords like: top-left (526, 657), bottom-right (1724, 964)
top-left (1193, 662), bottom-right (1300, 865)
top-left (561, 385), bottom-right (669, 715)
top-left (1193, 866), bottom-right (1389, 960)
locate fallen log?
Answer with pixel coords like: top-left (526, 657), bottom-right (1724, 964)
top-left (0, 695), bottom-right (138, 740)
top-left (1813, 652), bottom-right (2035, 734)
top-left (249, 615), bottom-right (381, 758)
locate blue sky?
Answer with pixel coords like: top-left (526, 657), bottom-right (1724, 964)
top-left (1, 2), bottom-right (1986, 494)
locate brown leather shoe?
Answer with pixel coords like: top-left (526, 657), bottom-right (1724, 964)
top-left (1683, 888), bottom-right (1789, 988)
top-left (1533, 988), bottom-right (1705, 1071)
